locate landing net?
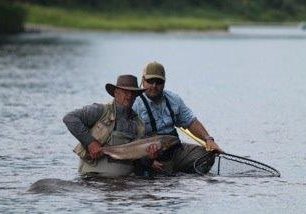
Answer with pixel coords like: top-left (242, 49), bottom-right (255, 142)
top-left (194, 152), bottom-right (281, 177)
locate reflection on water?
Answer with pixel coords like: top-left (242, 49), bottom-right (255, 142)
top-left (229, 25), bottom-right (306, 38)
top-left (1, 29), bottom-right (306, 213)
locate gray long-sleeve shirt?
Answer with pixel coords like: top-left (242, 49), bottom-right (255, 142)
top-left (63, 103), bottom-right (105, 148)
top-left (63, 102), bottom-right (140, 148)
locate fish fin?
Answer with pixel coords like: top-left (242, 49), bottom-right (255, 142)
top-left (103, 151), bottom-right (122, 160)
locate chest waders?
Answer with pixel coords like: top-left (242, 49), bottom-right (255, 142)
top-left (74, 102), bottom-right (145, 177)
top-left (140, 96), bottom-right (215, 175)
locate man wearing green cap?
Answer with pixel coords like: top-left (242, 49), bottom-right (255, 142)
top-left (133, 62), bottom-right (223, 174)
top-left (63, 74), bottom-right (146, 177)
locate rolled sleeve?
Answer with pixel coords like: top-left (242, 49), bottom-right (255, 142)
top-left (175, 96), bottom-right (196, 128)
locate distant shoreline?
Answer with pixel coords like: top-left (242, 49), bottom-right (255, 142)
top-left (24, 23), bottom-right (229, 35)
top-left (23, 4), bottom-right (230, 32)
top-left (25, 22), bottom-right (305, 37)
top-left (25, 23), bottom-right (77, 33)
top-left (22, 4), bottom-right (305, 35)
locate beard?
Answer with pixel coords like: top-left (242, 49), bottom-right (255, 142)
top-left (146, 90), bottom-right (163, 102)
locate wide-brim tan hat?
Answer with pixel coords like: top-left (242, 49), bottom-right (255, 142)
top-left (143, 61), bottom-right (166, 81)
top-left (105, 74), bottom-right (145, 97)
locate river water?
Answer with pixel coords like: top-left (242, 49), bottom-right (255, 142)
top-left (1, 28), bottom-right (306, 213)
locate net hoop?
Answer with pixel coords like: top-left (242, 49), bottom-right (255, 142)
top-left (194, 152), bottom-right (281, 177)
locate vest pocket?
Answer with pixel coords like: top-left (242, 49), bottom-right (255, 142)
top-left (90, 121), bottom-right (112, 145)
top-left (73, 143), bottom-right (97, 166)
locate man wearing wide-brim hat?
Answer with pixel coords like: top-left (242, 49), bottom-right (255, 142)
top-left (133, 62), bottom-right (223, 175)
top-left (63, 74), bottom-right (146, 177)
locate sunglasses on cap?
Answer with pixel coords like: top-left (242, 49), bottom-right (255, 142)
top-left (145, 78), bottom-right (165, 85)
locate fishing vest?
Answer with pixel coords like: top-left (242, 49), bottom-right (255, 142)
top-left (74, 102), bottom-right (145, 164)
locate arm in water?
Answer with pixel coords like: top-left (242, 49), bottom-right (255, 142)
top-left (149, 119), bottom-right (223, 172)
top-left (136, 143), bottom-right (164, 172)
top-left (146, 144), bottom-right (165, 171)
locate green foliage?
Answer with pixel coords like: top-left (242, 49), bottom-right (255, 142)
top-left (19, 0), bottom-right (306, 22)
top-left (12, 0), bottom-right (306, 31)
top-left (260, 10), bottom-right (288, 21)
top-left (0, 0), bottom-right (27, 34)
top-left (24, 4), bottom-right (228, 31)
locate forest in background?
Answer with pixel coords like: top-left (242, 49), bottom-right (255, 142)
top-left (0, 0), bottom-right (26, 34)
top-left (18, 0), bottom-right (306, 20)
top-left (1, 0), bottom-right (306, 34)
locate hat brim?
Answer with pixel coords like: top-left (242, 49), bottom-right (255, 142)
top-left (105, 83), bottom-right (146, 97)
top-left (143, 74), bottom-right (165, 81)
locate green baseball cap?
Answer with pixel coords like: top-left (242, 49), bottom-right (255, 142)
top-left (143, 61), bottom-right (166, 81)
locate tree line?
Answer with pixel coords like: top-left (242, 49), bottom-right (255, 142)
top-left (16, 0), bottom-right (306, 17)
top-left (0, 0), bottom-right (26, 34)
top-left (1, 0), bottom-right (306, 34)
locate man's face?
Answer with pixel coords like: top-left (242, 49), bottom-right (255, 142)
top-left (142, 78), bottom-right (165, 100)
top-left (114, 88), bottom-right (137, 108)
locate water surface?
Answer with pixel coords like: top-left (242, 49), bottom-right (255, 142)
top-left (1, 29), bottom-right (306, 213)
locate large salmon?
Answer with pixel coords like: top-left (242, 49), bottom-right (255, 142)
top-left (102, 135), bottom-right (179, 160)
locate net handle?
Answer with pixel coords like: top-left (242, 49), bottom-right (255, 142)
top-left (179, 128), bottom-right (281, 177)
top-left (179, 128), bottom-right (214, 151)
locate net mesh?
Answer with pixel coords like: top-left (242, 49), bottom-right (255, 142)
top-left (194, 153), bottom-right (281, 177)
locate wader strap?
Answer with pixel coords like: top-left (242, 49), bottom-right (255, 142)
top-left (113, 120), bottom-right (117, 131)
top-left (164, 96), bottom-right (179, 137)
top-left (139, 95), bottom-right (181, 163)
top-left (164, 96), bottom-right (175, 125)
top-left (140, 95), bottom-right (157, 133)
top-left (140, 94), bottom-right (179, 137)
